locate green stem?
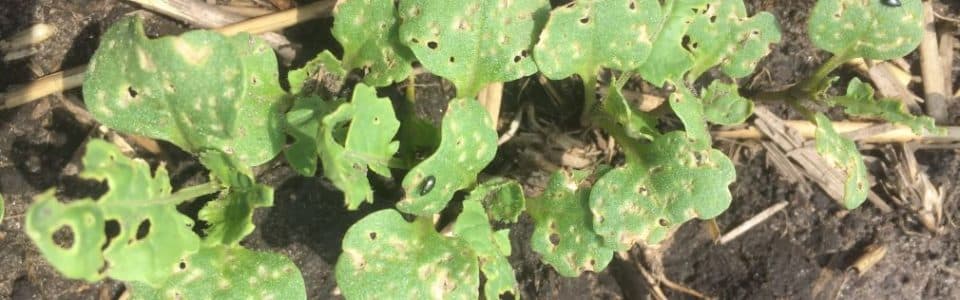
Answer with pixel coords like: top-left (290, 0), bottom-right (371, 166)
top-left (796, 52), bottom-right (851, 95)
top-left (118, 182), bottom-right (220, 207)
top-left (580, 74), bottom-right (598, 125)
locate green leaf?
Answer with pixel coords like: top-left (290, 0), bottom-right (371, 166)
top-left (315, 84), bottom-right (401, 209)
top-left (635, 0), bottom-right (709, 86)
top-left (333, 0), bottom-right (415, 87)
top-left (287, 50), bottom-right (347, 97)
top-left (128, 246), bottom-right (305, 300)
top-left (336, 210), bottom-right (480, 299)
top-left (667, 87), bottom-right (710, 146)
top-left (198, 150), bottom-right (273, 246)
top-left (283, 96), bottom-right (341, 176)
top-left (398, 98), bottom-right (498, 216)
top-left (83, 17), bottom-right (284, 166)
top-left (471, 177), bottom-right (526, 223)
top-left (451, 199), bottom-right (516, 299)
top-left (528, 170), bottom-right (614, 277)
top-left (812, 113), bottom-right (869, 209)
top-left (601, 83), bottom-right (659, 141)
top-left (25, 139), bottom-right (201, 283)
top-left (591, 131), bottom-right (735, 249)
top-left (398, 0), bottom-right (549, 96)
top-left (809, 0), bottom-right (923, 60)
top-left (534, 0), bottom-right (662, 80)
top-left (828, 78), bottom-right (939, 135)
top-left (701, 81), bottom-right (754, 125)
top-left (686, 1), bottom-right (781, 79)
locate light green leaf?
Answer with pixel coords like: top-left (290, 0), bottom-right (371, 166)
top-left (534, 0), bottom-right (662, 80)
top-left (25, 139), bottom-right (200, 283)
top-left (398, 0), bottom-right (549, 96)
top-left (601, 83), bottom-right (659, 141)
top-left (333, 0), bottom-right (415, 87)
top-left (591, 131), bottom-right (735, 249)
top-left (667, 87), bottom-right (710, 146)
top-left (83, 17), bottom-right (284, 166)
top-left (283, 96), bottom-right (341, 176)
top-left (197, 150), bottom-right (273, 246)
top-left (702, 81), bottom-right (754, 125)
top-left (317, 84), bottom-right (401, 209)
top-left (686, 1), bottom-right (781, 79)
top-left (812, 113), bottom-right (869, 209)
top-left (128, 246), bottom-right (305, 300)
top-left (471, 177), bottom-right (526, 223)
top-left (828, 78), bottom-right (939, 135)
top-left (528, 170), bottom-right (614, 277)
top-left (398, 98), bottom-right (498, 216)
top-left (635, 0), bottom-right (709, 86)
top-left (451, 199), bottom-right (516, 299)
top-left (336, 210), bottom-right (480, 300)
top-left (287, 50), bottom-right (347, 96)
top-left (809, 0), bottom-right (923, 60)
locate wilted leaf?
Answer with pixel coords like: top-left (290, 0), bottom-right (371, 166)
top-left (398, 98), bottom-right (498, 216)
top-left (318, 84), bottom-right (401, 209)
top-left (812, 113), bottom-right (869, 209)
top-left (686, 1), bottom-right (781, 79)
top-left (333, 0), bottom-right (415, 87)
top-left (451, 198), bottom-right (516, 299)
top-left (828, 78), bottom-right (938, 134)
top-left (528, 170), bottom-right (614, 277)
top-left (336, 210), bottom-right (480, 299)
top-left (471, 177), bottom-right (526, 223)
top-left (399, 0), bottom-right (549, 96)
top-left (128, 246), bottom-right (305, 300)
top-left (25, 140), bottom-right (200, 283)
top-left (287, 50), bottom-right (347, 96)
top-left (601, 83), bottom-right (659, 141)
top-left (701, 81), bottom-right (754, 125)
top-left (809, 0), bottom-right (923, 60)
top-left (83, 17), bottom-right (284, 166)
top-left (635, 0), bottom-right (709, 86)
top-left (590, 131), bottom-right (735, 249)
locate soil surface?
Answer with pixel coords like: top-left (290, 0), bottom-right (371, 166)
top-left (1, 0), bottom-right (959, 299)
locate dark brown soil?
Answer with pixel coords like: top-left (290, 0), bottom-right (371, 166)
top-left (1, 0), bottom-right (958, 299)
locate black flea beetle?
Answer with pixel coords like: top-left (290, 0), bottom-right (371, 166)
top-left (881, 0), bottom-right (902, 7)
top-left (419, 175), bottom-right (436, 196)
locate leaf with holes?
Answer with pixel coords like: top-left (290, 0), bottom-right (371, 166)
top-left (24, 139), bottom-right (201, 283)
top-left (283, 95), bottom-right (341, 176)
top-left (333, 0), bottom-right (415, 87)
top-left (288, 50), bottom-right (347, 97)
top-left (685, 1), bottom-right (780, 79)
top-left (813, 113), bottom-right (869, 209)
top-left (809, 0), bottom-right (922, 60)
top-left (398, 98), bottom-right (498, 216)
top-left (197, 150), bottom-right (273, 246)
top-left (601, 83), bottom-right (659, 141)
top-left (398, 0), bottom-right (549, 96)
top-left (83, 17), bottom-right (284, 166)
top-left (451, 198), bottom-right (516, 299)
top-left (528, 170), bottom-right (614, 277)
top-left (591, 131), bottom-right (735, 249)
top-left (701, 81), bottom-right (754, 125)
top-left (635, 0), bottom-right (708, 86)
top-left (335, 210), bottom-right (480, 299)
top-left (317, 84), bottom-right (401, 209)
top-left (471, 177), bottom-right (526, 223)
top-left (128, 246), bottom-right (305, 300)
top-left (534, 0), bottom-right (662, 81)
top-left (667, 88), bottom-right (710, 146)
top-left (827, 78), bottom-right (939, 135)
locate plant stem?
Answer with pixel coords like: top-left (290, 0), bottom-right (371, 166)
top-left (581, 74), bottom-right (598, 125)
top-left (117, 182), bottom-right (221, 207)
top-left (796, 52), bottom-right (850, 95)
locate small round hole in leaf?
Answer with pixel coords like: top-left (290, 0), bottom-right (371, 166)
top-left (449, 56), bottom-right (455, 63)
top-left (513, 55), bottom-right (522, 63)
top-left (411, 38), bottom-right (420, 44)
top-left (579, 17), bottom-right (590, 24)
top-left (52, 225), bottom-right (75, 249)
top-left (135, 219), bottom-right (151, 240)
top-left (549, 233), bottom-right (560, 246)
top-left (427, 41), bottom-right (438, 49)
top-left (658, 219), bottom-right (670, 227)
top-left (369, 232), bottom-right (377, 240)
top-left (127, 86), bottom-right (139, 98)
top-left (179, 261), bottom-right (187, 270)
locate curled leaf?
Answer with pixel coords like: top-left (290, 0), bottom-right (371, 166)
top-left (828, 78), bottom-right (939, 135)
top-left (25, 140), bottom-right (200, 283)
top-left (601, 83), bottom-right (658, 141)
top-left (702, 81), bottom-right (754, 125)
top-left (288, 50), bottom-right (347, 96)
top-left (813, 113), bottom-right (869, 209)
top-left (198, 150), bottom-right (273, 246)
top-left (83, 17), bottom-right (284, 166)
top-left (398, 98), bottom-right (498, 216)
top-left (451, 198), bottom-right (517, 299)
top-left (686, 1), bottom-right (781, 79)
top-left (471, 177), bottom-right (526, 223)
top-left (333, 0), bottom-right (415, 86)
top-left (809, 0), bottom-right (923, 60)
